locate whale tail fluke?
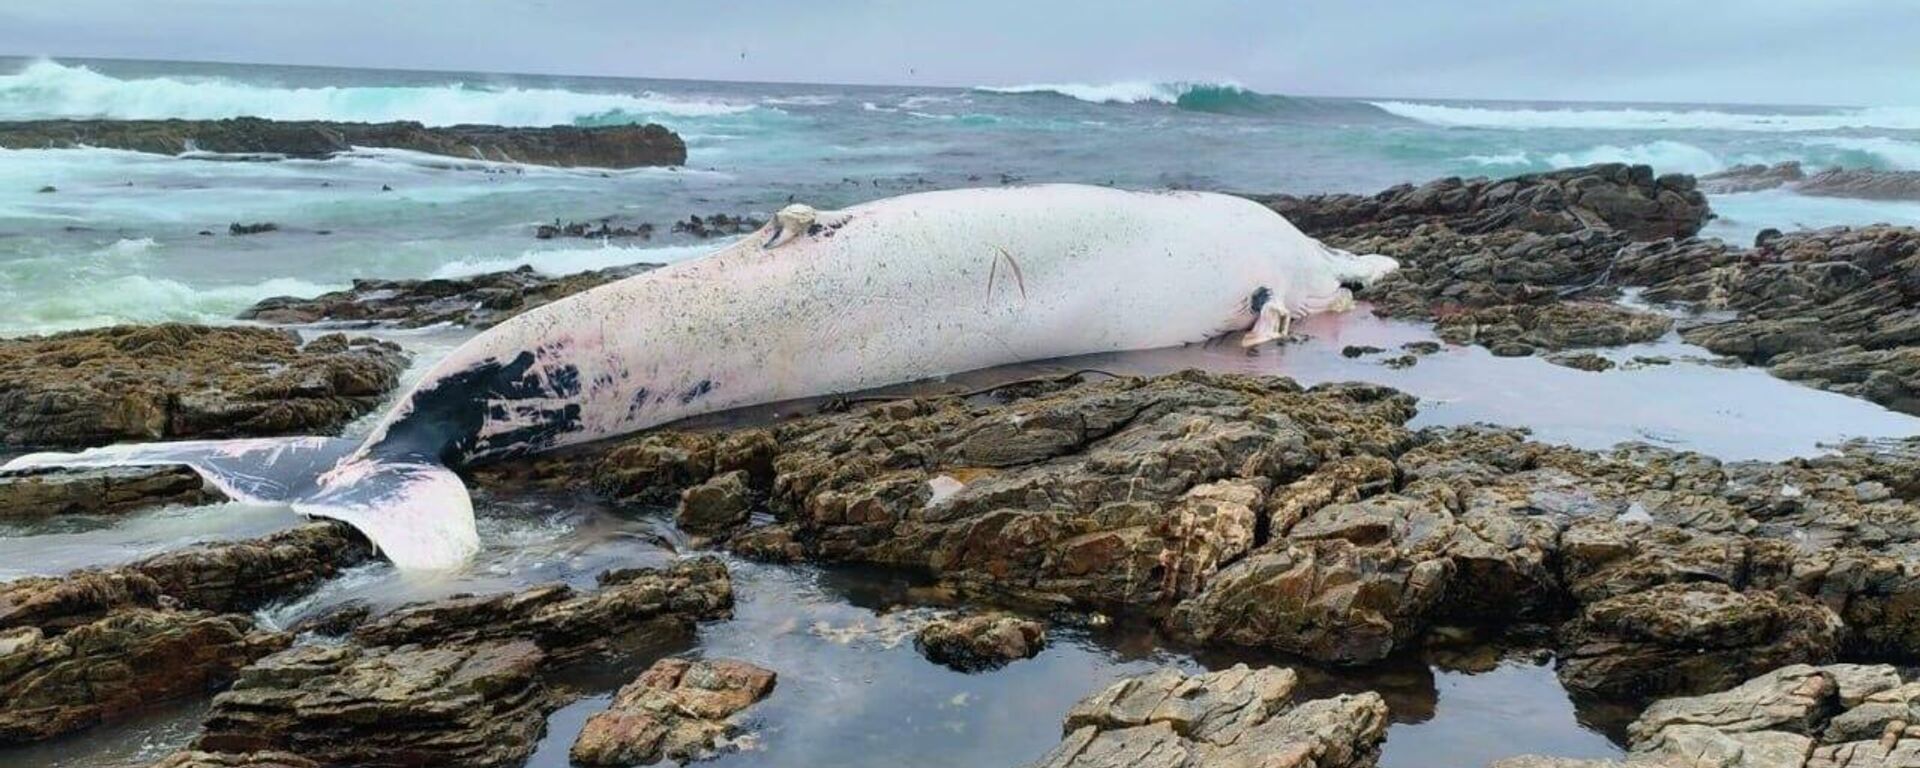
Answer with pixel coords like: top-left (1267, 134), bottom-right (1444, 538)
top-left (2, 437), bottom-right (479, 571)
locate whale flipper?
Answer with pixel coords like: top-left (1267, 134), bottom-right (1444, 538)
top-left (298, 458), bottom-right (478, 570)
top-left (3, 438), bottom-right (477, 570)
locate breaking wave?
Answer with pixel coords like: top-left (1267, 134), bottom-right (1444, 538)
top-left (0, 59), bottom-right (755, 127)
top-left (1372, 100), bottom-right (1920, 133)
top-left (429, 240), bottom-right (729, 279)
top-left (974, 80), bottom-right (1393, 119)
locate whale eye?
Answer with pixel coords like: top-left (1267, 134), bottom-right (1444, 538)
top-left (1249, 286), bottom-right (1271, 313)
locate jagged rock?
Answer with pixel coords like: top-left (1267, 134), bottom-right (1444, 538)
top-left (1557, 583), bottom-right (1843, 699)
top-left (1798, 167), bottom-right (1920, 201)
top-left (569, 657), bottom-right (777, 766)
top-left (1547, 352), bottom-right (1617, 372)
top-left (671, 213), bottom-right (765, 239)
top-left (228, 222), bottom-right (277, 236)
top-left (350, 556), bottom-right (733, 661)
top-left (1434, 302), bottom-right (1672, 355)
top-left (1030, 664), bottom-right (1390, 768)
top-left (915, 612), bottom-right (1047, 671)
top-left (0, 464), bottom-right (220, 519)
top-left (0, 523), bottom-right (369, 629)
top-left (241, 264), bottom-right (658, 329)
top-left (1259, 163), bottom-right (1708, 242)
top-left (0, 117), bottom-right (687, 168)
top-left (1700, 161), bottom-right (1808, 194)
top-left (1623, 664), bottom-right (1920, 768)
top-left (1168, 538), bottom-right (1450, 664)
top-left (1, 609), bottom-right (287, 744)
top-left (676, 470), bottom-right (754, 537)
top-left (536, 219), bottom-right (655, 240)
top-left (196, 640), bottom-right (551, 768)
top-left (0, 324), bottom-right (407, 448)
top-left (754, 372), bottom-right (1415, 611)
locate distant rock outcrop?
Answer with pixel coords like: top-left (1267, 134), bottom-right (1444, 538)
top-left (0, 117), bottom-right (687, 168)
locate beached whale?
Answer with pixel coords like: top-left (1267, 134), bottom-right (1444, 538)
top-left (5, 184), bottom-right (1397, 570)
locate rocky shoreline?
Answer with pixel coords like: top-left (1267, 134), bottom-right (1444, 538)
top-left (3, 162), bottom-right (1919, 767)
top-left (0, 117), bottom-right (687, 168)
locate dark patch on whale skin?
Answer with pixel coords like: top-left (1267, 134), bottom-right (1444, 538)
top-left (1250, 286), bottom-right (1271, 314)
top-left (368, 351), bottom-right (586, 466)
top-left (679, 379), bottom-right (714, 405)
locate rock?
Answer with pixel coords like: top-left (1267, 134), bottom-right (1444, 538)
top-left (227, 222), bottom-right (277, 236)
top-left (1556, 583), bottom-right (1843, 699)
top-left (536, 219), bottom-right (656, 240)
top-left (671, 213), bottom-right (766, 239)
top-left (1623, 664), bottom-right (1920, 768)
top-left (1699, 161), bottom-right (1808, 194)
top-left (0, 523), bottom-right (370, 628)
top-left (1486, 759), bottom-right (1622, 768)
top-left (196, 640), bottom-right (551, 767)
top-left (1435, 302), bottom-right (1672, 354)
top-left (751, 371), bottom-right (1415, 611)
top-left (0, 118), bottom-right (687, 168)
top-left (1797, 167), bottom-right (1920, 201)
top-left (0, 324), bottom-right (407, 448)
top-left (1030, 664), bottom-right (1390, 768)
top-left (915, 612), bottom-right (1047, 671)
top-left (240, 263), bottom-right (659, 329)
top-left (1547, 352), bottom-right (1616, 372)
top-left (1168, 538), bottom-right (1450, 665)
top-left (569, 657), bottom-right (777, 766)
top-left (1770, 346), bottom-right (1920, 415)
top-left (146, 752), bottom-right (321, 768)
top-left (676, 470), bottom-right (753, 537)
top-left (0, 464), bottom-right (220, 519)
top-left (350, 556), bottom-right (733, 661)
top-left (1258, 163), bottom-right (1709, 242)
top-left (1342, 345), bottom-right (1385, 358)
top-left (1, 610), bottom-right (287, 744)
top-left (35, 185), bottom-right (54, 194)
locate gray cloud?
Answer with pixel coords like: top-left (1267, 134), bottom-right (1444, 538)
top-left (1, 0), bottom-right (1913, 105)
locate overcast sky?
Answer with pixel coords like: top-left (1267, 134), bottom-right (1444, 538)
top-left (2, 0), bottom-right (1913, 106)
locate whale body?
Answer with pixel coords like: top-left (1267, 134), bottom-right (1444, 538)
top-left (5, 184), bottom-right (1397, 569)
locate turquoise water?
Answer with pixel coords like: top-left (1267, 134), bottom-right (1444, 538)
top-left (5, 56), bottom-right (1920, 334)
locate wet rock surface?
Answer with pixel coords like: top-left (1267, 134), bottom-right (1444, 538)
top-left (538, 370), bottom-right (1920, 688)
top-left (240, 263), bottom-right (658, 329)
top-left (0, 324), bottom-right (407, 448)
top-left (0, 117), bottom-right (687, 168)
top-left (184, 557), bottom-right (735, 767)
top-left (195, 639), bottom-right (551, 768)
top-left (1617, 663), bottom-right (1920, 767)
top-left (1701, 161), bottom-right (1920, 201)
top-left (0, 524), bottom-right (368, 744)
top-left (1263, 164), bottom-right (1920, 416)
top-left (350, 556), bottom-right (734, 661)
top-left (569, 657), bottom-right (777, 766)
top-left (0, 464), bottom-right (221, 519)
top-left (1029, 664), bottom-right (1390, 768)
top-left (1254, 165), bottom-right (1706, 359)
top-left (915, 611), bottom-right (1047, 671)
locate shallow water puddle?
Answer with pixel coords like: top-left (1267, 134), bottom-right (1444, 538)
top-left (0, 501), bottom-right (305, 579)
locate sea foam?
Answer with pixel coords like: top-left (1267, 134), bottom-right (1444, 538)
top-left (1372, 100), bottom-right (1920, 133)
top-left (0, 59), bottom-right (754, 127)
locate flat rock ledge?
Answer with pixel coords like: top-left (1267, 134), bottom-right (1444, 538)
top-left (0, 464), bottom-right (222, 519)
top-left (0, 324), bottom-right (408, 448)
top-left (0, 523), bottom-right (370, 745)
top-left (182, 557), bottom-right (734, 768)
top-left (570, 657), bottom-right (777, 766)
top-left (1029, 664), bottom-right (1390, 768)
top-left (240, 263), bottom-right (659, 329)
top-left (507, 369), bottom-right (1920, 703)
top-left (1496, 662), bottom-right (1919, 767)
top-left (915, 611), bottom-right (1047, 672)
top-left (0, 117), bottom-right (687, 168)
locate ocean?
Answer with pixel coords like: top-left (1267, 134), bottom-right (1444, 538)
top-left (5, 56), bottom-right (1920, 336)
